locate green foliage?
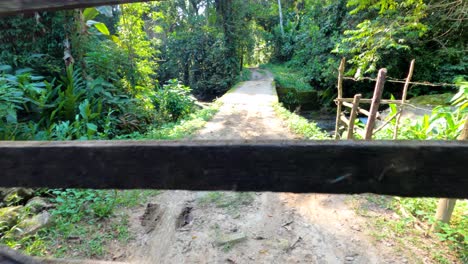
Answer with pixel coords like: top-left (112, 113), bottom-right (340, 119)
top-left (366, 195), bottom-right (468, 262)
top-left (239, 68), bottom-right (252, 82)
top-left (375, 89), bottom-right (467, 140)
top-left (153, 79), bottom-right (195, 122)
top-left (122, 101), bottom-right (221, 140)
top-left (50, 189), bottom-right (116, 222)
top-left (451, 78), bottom-right (468, 110)
top-left (118, 3), bottom-right (158, 93)
top-left (256, 0), bottom-right (465, 103)
top-left (338, 0), bottom-right (427, 74)
top-left (376, 108), bottom-right (466, 140)
top-left (272, 102), bottom-right (330, 140)
top-left (366, 90), bottom-right (468, 262)
top-left (264, 64), bottom-right (311, 91)
top-left (0, 190), bottom-right (159, 257)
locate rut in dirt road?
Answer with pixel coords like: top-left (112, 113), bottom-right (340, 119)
top-left (129, 69), bottom-right (412, 264)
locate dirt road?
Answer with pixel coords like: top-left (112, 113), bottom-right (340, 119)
top-left (127, 70), bottom-right (411, 264)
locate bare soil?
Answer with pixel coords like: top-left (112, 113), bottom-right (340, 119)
top-left (123, 69), bottom-right (415, 264)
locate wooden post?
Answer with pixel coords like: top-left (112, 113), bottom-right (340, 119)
top-left (393, 59), bottom-right (415, 139)
top-left (430, 199), bottom-right (457, 233)
top-left (430, 116), bottom-right (468, 232)
top-left (347, 94), bottom-right (361, 140)
top-left (335, 58), bottom-right (345, 139)
top-left (364, 68), bottom-right (387, 140)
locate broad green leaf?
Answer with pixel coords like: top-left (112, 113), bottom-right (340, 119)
top-left (94, 22), bottom-right (110, 36)
top-left (87, 123), bottom-right (98, 131)
top-left (83, 7), bottom-right (99, 20)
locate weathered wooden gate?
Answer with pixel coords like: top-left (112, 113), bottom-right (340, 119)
top-left (0, 1), bottom-right (467, 263)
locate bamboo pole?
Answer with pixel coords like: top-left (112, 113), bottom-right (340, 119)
top-left (364, 69), bottom-right (387, 140)
top-left (373, 109), bottom-right (402, 134)
top-left (340, 114), bottom-right (350, 126)
top-left (347, 94), bottom-right (361, 139)
top-left (430, 116), bottom-right (468, 232)
top-left (335, 98), bottom-right (402, 105)
top-left (342, 101), bottom-right (379, 118)
top-left (393, 59), bottom-right (415, 139)
top-left (335, 58), bottom-right (346, 139)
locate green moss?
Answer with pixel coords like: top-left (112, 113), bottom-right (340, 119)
top-left (409, 93), bottom-right (454, 106)
top-left (0, 206), bottom-right (23, 228)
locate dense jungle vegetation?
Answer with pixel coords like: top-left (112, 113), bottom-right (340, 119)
top-left (0, 0), bottom-right (466, 262)
top-left (1, 0), bottom-right (467, 140)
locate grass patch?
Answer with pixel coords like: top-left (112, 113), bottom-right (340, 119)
top-left (262, 64), bottom-right (312, 91)
top-left (272, 102), bottom-right (330, 139)
top-left (350, 194), bottom-right (467, 264)
top-left (147, 101), bottom-right (221, 140)
top-left (409, 93), bottom-right (455, 106)
top-left (198, 192), bottom-right (254, 217)
top-left (0, 190), bottom-right (160, 258)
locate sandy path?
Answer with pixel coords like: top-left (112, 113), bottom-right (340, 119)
top-left (127, 69), bottom-right (410, 264)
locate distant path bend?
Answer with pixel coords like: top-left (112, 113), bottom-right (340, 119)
top-left (194, 68), bottom-right (296, 140)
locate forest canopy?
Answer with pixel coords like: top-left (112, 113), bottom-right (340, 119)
top-left (0, 0), bottom-right (466, 140)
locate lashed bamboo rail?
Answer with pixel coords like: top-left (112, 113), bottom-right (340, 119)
top-left (340, 114), bottom-right (350, 126)
top-left (341, 101), bottom-right (378, 119)
top-left (336, 98), bottom-right (402, 105)
top-left (347, 94), bottom-right (361, 139)
top-left (373, 109), bottom-right (403, 134)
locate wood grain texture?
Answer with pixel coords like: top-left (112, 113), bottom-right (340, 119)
top-left (0, 0), bottom-right (155, 16)
top-left (1, 140), bottom-right (467, 198)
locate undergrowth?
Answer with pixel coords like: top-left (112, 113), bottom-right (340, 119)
top-left (239, 68), bottom-right (252, 82)
top-left (116, 101), bottom-right (221, 140)
top-left (352, 194), bottom-right (467, 263)
top-left (0, 189), bottom-right (160, 258)
top-left (262, 64), bottom-right (312, 91)
top-left (272, 102), bottom-right (330, 139)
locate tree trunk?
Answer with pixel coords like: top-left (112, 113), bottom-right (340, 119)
top-left (430, 116), bottom-right (468, 232)
top-left (277, 0), bottom-right (284, 37)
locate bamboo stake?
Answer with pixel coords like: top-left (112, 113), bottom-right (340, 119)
top-left (334, 58), bottom-right (346, 139)
top-left (393, 59), bottom-right (415, 139)
top-left (364, 69), bottom-right (387, 140)
top-left (347, 94), bottom-right (361, 140)
top-left (430, 116), bottom-right (468, 232)
top-left (373, 109), bottom-right (402, 134)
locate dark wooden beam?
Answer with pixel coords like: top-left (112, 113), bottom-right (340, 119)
top-left (0, 0), bottom-right (156, 16)
top-left (1, 140), bottom-right (467, 198)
